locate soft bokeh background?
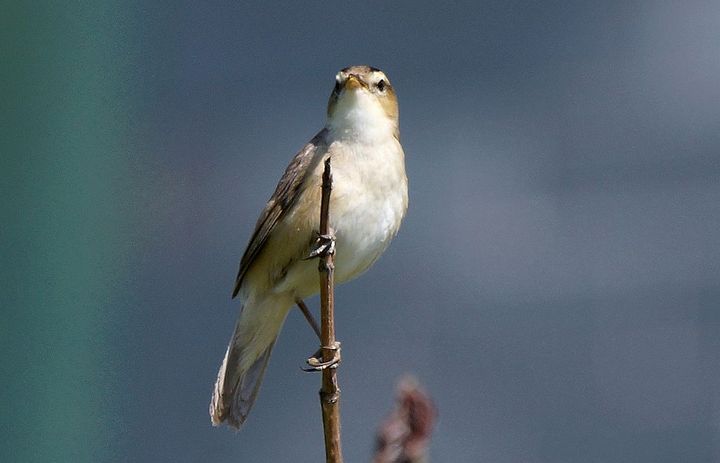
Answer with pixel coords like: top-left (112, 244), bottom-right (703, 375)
top-left (4, 1), bottom-right (720, 462)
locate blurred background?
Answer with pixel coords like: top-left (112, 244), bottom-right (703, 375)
top-left (3, 1), bottom-right (720, 462)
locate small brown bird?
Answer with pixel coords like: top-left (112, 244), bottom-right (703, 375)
top-left (211, 66), bottom-right (408, 429)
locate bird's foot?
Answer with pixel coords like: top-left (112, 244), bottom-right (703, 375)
top-left (305, 231), bottom-right (335, 259)
top-left (302, 342), bottom-right (341, 372)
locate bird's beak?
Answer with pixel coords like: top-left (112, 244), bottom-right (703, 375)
top-left (344, 74), bottom-right (364, 91)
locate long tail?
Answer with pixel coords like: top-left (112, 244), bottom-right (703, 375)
top-left (210, 296), bottom-right (291, 429)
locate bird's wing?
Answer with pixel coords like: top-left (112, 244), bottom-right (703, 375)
top-left (232, 129), bottom-right (327, 298)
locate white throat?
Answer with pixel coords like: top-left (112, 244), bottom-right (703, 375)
top-left (326, 91), bottom-right (396, 143)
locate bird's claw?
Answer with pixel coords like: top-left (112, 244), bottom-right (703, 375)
top-left (302, 342), bottom-right (341, 372)
top-left (305, 232), bottom-right (336, 260)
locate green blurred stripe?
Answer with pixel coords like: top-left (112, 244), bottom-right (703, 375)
top-left (2, 2), bottom-right (132, 462)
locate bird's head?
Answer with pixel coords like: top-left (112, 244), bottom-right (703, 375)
top-left (326, 66), bottom-right (399, 140)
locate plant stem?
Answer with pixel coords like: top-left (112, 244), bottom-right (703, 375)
top-left (318, 157), bottom-right (343, 463)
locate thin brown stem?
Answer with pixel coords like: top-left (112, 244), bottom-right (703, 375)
top-left (318, 157), bottom-right (343, 463)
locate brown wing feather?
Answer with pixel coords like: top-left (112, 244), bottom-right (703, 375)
top-left (232, 129), bottom-right (327, 298)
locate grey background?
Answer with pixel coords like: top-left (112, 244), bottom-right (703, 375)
top-left (5, 1), bottom-right (720, 462)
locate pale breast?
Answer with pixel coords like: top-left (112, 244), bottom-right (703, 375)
top-left (327, 138), bottom-right (408, 284)
top-left (269, 136), bottom-right (407, 299)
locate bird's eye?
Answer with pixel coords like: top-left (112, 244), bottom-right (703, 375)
top-left (333, 80), bottom-right (341, 93)
top-left (376, 79), bottom-right (386, 92)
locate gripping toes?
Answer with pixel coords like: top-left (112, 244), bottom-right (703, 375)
top-left (306, 231), bottom-right (336, 259)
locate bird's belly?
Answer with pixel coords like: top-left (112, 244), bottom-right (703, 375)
top-left (271, 139), bottom-right (407, 300)
top-left (331, 194), bottom-right (400, 283)
top-left (274, 192), bottom-right (402, 299)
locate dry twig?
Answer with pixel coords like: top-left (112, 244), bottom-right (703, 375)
top-left (317, 158), bottom-right (343, 463)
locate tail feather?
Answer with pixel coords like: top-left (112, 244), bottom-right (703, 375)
top-left (210, 338), bottom-right (276, 429)
top-left (210, 298), bottom-right (290, 429)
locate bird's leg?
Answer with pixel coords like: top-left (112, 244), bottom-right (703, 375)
top-left (296, 299), bottom-right (342, 371)
top-left (300, 229), bottom-right (341, 371)
top-left (296, 299), bottom-right (321, 340)
top-left (305, 229), bottom-right (336, 260)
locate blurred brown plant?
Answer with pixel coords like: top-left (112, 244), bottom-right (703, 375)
top-left (373, 376), bottom-right (437, 463)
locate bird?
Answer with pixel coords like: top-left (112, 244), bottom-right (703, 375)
top-left (210, 65), bottom-right (408, 429)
